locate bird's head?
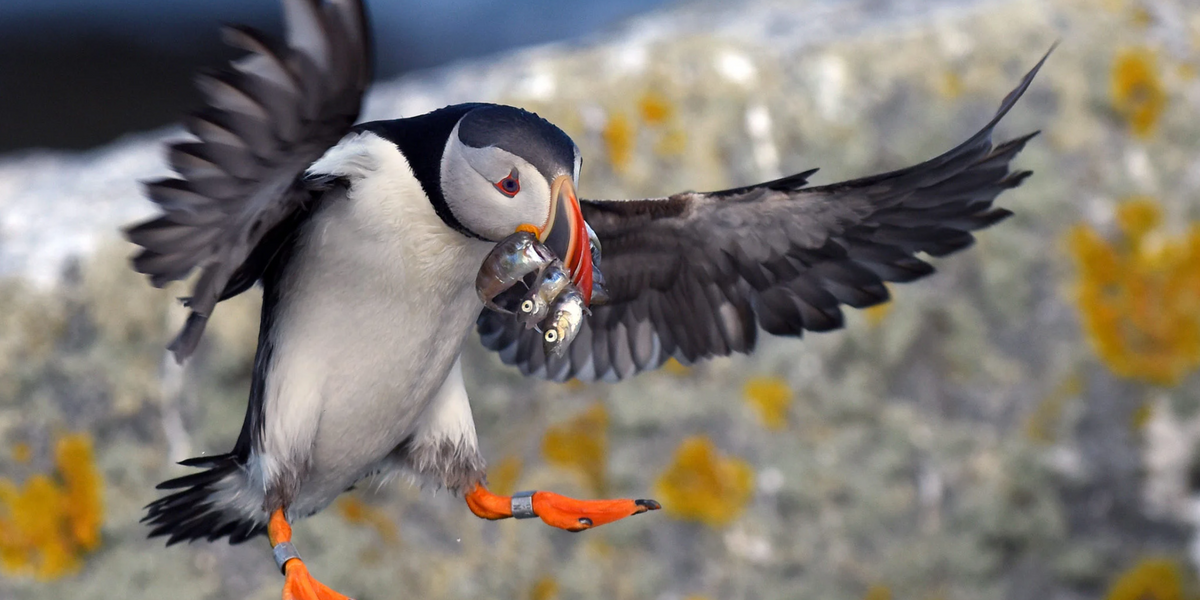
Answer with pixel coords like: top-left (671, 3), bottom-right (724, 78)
top-left (440, 105), bottom-right (593, 303)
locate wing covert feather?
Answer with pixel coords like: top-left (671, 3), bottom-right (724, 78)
top-left (478, 48), bottom-right (1051, 381)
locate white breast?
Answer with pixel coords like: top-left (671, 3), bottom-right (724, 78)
top-left (258, 132), bottom-right (492, 506)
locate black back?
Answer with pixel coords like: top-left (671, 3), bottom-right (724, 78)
top-left (355, 104), bottom-right (485, 238)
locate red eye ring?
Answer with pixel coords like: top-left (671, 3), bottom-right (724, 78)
top-left (494, 169), bottom-right (520, 197)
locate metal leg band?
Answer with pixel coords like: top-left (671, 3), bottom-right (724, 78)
top-left (511, 490), bottom-right (537, 519)
top-left (272, 541), bottom-right (301, 575)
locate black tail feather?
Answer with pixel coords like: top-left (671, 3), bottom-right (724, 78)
top-left (143, 453), bottom-right (265, 546)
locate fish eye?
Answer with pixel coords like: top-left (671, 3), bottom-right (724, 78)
top-left (544, 329), bottom-right (558, 343)
top-left (521, 299), bottom-right (535, 313)
top-left (494, 168), bottom-right (520, 197)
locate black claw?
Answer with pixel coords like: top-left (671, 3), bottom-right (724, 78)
top-left (634, 499), bottom-right (662, 512)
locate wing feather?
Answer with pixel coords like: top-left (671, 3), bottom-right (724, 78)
top-left (124, 0), bottom-right (371, 362)
top-left (479, 48), bottom-right (1051, 382)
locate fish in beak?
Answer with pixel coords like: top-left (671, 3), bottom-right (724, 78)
top-left (540, 175), bottom-right (595, 305)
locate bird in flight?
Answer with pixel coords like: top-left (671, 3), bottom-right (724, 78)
top-left (124, 0), bottom-right (1049, 598)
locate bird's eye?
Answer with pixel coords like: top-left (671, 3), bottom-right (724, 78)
top-left (494, 169), bottom-right (520, 197)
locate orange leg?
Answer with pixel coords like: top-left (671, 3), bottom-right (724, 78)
top-left (268, 509), bottom-right (354, 600)
top-left (465, 484), bottom-right (660, 532)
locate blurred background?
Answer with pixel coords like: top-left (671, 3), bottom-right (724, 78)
top-left (1, 0), bottom-right (1199, 599)
top-left (0, 0), bottom-right (665, 153)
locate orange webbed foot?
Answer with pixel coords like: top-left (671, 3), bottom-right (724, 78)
top-left (465, 484), bottom-right (660, 532)
top-left (531, 490), bottom-right (660, 531)
top-left (270, 509), bottom-right (354, 600)
top-left (282, 560), bottom-right (353, 600)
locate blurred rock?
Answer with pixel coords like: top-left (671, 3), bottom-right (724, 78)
top-left (2, 0), bottom-right (1200, 599)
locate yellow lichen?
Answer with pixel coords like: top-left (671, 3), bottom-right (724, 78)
top-left (11, 442), bottom-right (31, 464)
top-left (602, 112), bottom-right (635, 172)
top-left (653, 127), bottom-right (688, 157)
top-left (743, 376), bottom-right (792, 430)
top-left (638, 91), bottom-right (673, 126)
top-left (1103, 557), bottom-right (1183, 600)
top-left (1024, 374), bottom-right (1084, 444)
top-left (1110, 47), bottom-right (1167, 138)
top-left (0, 432), bottom-right (103, 579)
top-left (654, 437), bottom-right (754, 527)
top-left (1066, 197), bottom-right (1200, 386)
top-left (55, 434), bottom-right (102, 551)
top-left (863, 584), bottom-right (893, 600)
top-left (861, 284), bottom-right (895, 326)
top-left (335, 496), bottom-right (399, 546)
top-left (529, 576), bottom-right (559, 600)
top-left (936, 71), bottom-right (964, 100)
top-left (541, 403), bottom-right (609, 495)
top-left (864, 301), bottom-right (893, 327)
top-left (662, 357), bottom-right (691, 376)
top-left (1130, 401), bottom-right (1154, 433)
top-left (1130, 6), bottom-right (1153, 28)
top-left (488, 455), bottom-right (523, 497)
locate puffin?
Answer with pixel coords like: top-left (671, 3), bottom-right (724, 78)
top-left (125, 0), bottom-right (1050, 598)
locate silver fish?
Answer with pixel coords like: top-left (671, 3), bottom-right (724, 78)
top-left (585, 221), bottom-right (602, 267)
top-left (589, 265), bottom-right (610, 305)
top-left (540, 287), bottom-right (586, 357)
top-left (584, 221), bottom-right (610, 305)
top-left (476, 231), bottom-right (555, 312)
top-left (517, 260), bottom-right (571, 329)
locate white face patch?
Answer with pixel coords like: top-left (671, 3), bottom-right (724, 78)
top-left (440, 122), bottom-right (553, 241)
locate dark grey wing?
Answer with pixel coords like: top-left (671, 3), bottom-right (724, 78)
top-left (478, 48), bottom-right (1049, 382)
top-left (123, 0), bottom-right (371, 362)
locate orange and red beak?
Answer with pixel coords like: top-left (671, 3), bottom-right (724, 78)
top-left (541, 175), bottom-right (593, 305)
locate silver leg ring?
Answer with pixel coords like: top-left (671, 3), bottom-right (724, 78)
top-left (272, 541), bottom-right (301, 575)
top-left (511, 490), bottom-right (537, 519)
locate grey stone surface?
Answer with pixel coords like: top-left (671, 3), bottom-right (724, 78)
top-left (2, 0), bottom-right (1200, 599)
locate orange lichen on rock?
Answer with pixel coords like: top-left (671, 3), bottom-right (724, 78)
top-left (1024, 373), bottom-right (1084, 444)
top-left (863, 584), bottom-right (893, 600)
top-left (541, 403), bottom-right (610, 495)
top-left (335, 495), bottom-right (399, 546)
top-left (1066, 197), bottom-right (1200, 386)
top-left (743, 376), bottom-right (792, 430)
top-left (863, 285), bottom-right (895, 326)
top-left (662, 357), bottom-right (691, 376)
top-left (654, 436), bottom-right (754, 527)
top-left (1103, 557), bottom-right (1184, 600)
top-left (529, 576), bottom-right (559, 600)
top-left (1130, 401), bottom-right (1155, 433)
top-left (488, 455), bottom-right (524, 497)
top-left (1110, 47), bottom-right (1167, 138)
top-left (55, 434), bottom-right (103, 552)
top-left (863, 301), bottom-right (893, 326)
top-left (0, 432), bottom-right (103, 579)
top-left (637, 91), bottom-right (673, 126)
top-left (602, 112), bottom-right (634, 172)
top-left (936, 71), bottom-right (964, 100)
top-left (11, 442), bottom-right (31, 464)
top-left (653, 127), bottom-right (688, 157)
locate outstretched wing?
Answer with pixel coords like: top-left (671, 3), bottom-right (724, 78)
top-left (478, 49), bottom-right (1050, 382)
top-left (124, 0), bottom-right (371, 362)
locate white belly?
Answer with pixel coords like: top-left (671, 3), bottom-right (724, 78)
top-left (254, 132), bottom-right (492, 514)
